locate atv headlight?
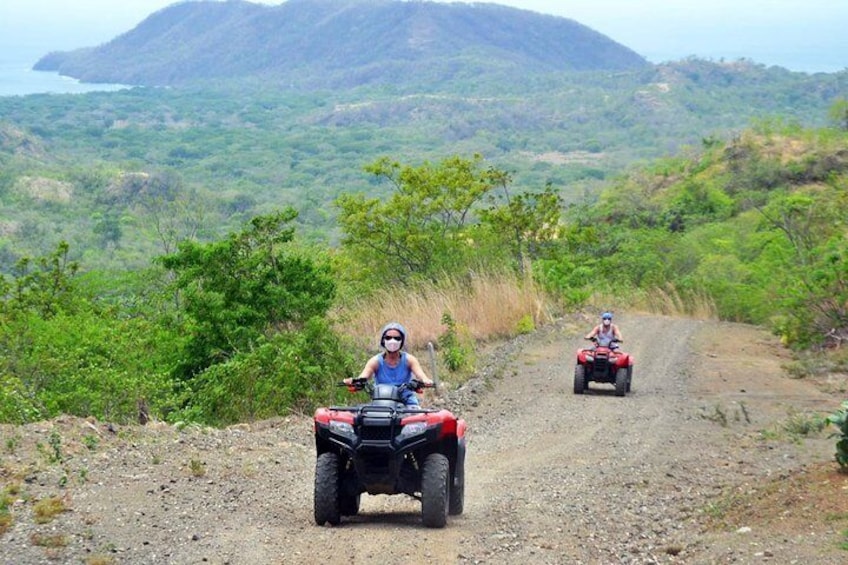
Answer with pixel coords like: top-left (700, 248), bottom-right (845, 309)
top-left (400, 422), bottom-right (428, 437)
top-left (329, 420), bottom-right (355, 437)
top-left (585, 354), bottom-right (594, 362)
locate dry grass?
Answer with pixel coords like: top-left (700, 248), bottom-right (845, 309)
top-left (0, 487), bottom-right (12, 534)
top-left (188, 458), bottom-right (207, 477)
top-left (30, 532), bottom-right (69, 548)
top-left (334, 270), bottom-right (557, 350)
top-left (33, 496), bottom-right (68, 524)
top-left (334, 272), bottom-right (718, 356)
top-left (592, 284), bottom-right (717, 320)
top-left (85, 556), bottom-right (117, 565)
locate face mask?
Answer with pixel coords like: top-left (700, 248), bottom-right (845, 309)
top-left (384, 337), bottom-right (402, 352)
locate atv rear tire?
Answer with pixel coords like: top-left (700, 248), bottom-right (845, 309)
top-left (314, 452), bottom-right (341, 526)
top-left (626, 366), bottom-right (633, 393)
top-left (615, 367), bottom-right (628, 397)
top-left (573, 364), bottom-right (586, 394)
top-left (421, 453), bottom-right (450, 528)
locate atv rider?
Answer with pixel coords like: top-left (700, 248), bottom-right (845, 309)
top-left (585, 312), bottom-right (623, 350)
top-left (344, 322), bottom-right (434, 406)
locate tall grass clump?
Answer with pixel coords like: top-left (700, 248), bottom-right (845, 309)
top-left (605, 283), bottom-right (717, 320)
top-left (336, 269), bottom-right (555, 351)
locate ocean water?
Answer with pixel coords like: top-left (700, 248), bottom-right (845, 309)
top-left (0, 50), bottom-right (129, 97)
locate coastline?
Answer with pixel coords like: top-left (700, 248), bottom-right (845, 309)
top-left (0, 50), bottom-right (129, 97)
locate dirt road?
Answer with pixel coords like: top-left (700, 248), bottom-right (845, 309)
top-left (2, 314), bottom-right (845, 564)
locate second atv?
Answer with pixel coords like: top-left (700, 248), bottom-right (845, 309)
top-left (573, 337), bottom-right (634, 396)
top-left (313, 379), bottom-right (466, 528)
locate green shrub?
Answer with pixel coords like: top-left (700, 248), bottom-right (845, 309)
top-left (437, 313), bottom-right (475, 374)
top-left (0, 374), bottom-right (42, 424)
top-left (174, 317), bottom-right (357, 426)
top-left (0, 309), bottom-right (175, 424)
top-left (827, 400), bottom-right (848, 471)
top-left (515, 314), bottom-right (535, 334)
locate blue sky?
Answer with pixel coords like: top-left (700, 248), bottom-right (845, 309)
top-left (1, 0), bottom-right (846, 72)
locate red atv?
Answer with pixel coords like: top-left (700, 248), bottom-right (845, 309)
top-left (573, 338), bottom-right (634, 396)
top-left (313, 379), bottom-right (466, 528)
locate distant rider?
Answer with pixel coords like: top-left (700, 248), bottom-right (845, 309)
top-left (343, 322), bottom-right (434, 406)
top-left (585, 312), bottom-right (623, 350)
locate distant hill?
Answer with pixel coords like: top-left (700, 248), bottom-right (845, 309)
top-left (34, 0), bottom-right (648, 89)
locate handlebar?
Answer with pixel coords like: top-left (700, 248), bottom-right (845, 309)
top-left (339, 378), bottom-right (434, 393)
top-left (409, 380), bottom-right (436, 392)
top-left (585, 337), bottom-right (623, 344)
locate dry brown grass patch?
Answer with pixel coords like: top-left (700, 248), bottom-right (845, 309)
top-left (335, 271), bottom-right (555, 350)
top-left (33, 496), bottom-right (68, 524)
top-left (30, 532), bottom-right (69, 548)
top-left (594, 284), bottom-right (716, 320)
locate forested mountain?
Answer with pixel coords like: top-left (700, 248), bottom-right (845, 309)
top-left (33, 0), bottom-right (648, 89)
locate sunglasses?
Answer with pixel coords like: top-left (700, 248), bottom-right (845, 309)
top-left (384, 335), bottom-right (403, 342)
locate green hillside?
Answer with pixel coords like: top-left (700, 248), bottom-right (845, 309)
top-left (2, 59), bottom-right (846, 273)
top-left (560, 122), bottom-right (848, 350)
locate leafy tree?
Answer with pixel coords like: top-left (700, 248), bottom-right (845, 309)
top-left (336, 154), bottom-right (564, 284)
top-left (159, 208), bottom-right (336, 378)
top-left (335, 154), bottom-right (506, 283)
top-left (5, 241), bottom-right (79, 318)
top-left (479, 182), bottom-right (564, 274)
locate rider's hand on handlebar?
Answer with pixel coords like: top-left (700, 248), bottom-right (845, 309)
top-left (342, 377), bottom-right (367, 391)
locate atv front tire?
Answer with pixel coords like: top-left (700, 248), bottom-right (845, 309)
top-left (421, 453), bottom-right (450, 528)
top-left (314, 452), bottom-right (341, 526)
top-left (449, 450), bottom-right (465, 516)
top-left (340, 492), bottom-right (360, 516)
top-left (615, 367), bottom-right (628, 397)
top-left (573, 364), bottom-right (586, 394)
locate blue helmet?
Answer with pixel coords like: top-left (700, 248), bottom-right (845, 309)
top-left (379, 322), bottom-right (407, 348)
top-left (601, 312), bottom-right (613, 320)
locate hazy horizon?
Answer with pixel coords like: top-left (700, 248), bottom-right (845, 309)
top-left (0, 0), bottom-right (846, 73)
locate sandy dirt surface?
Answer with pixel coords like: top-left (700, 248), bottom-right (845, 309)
top-left (1, 314), bottom-right (847, 564)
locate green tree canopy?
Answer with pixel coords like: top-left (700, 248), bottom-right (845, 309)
top-left (336, 154), bottom-right (564, 284)
top-left (160, 208), bottom-right (336, 378)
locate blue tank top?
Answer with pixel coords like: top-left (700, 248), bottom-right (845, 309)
top-left (376, 352), bottom-right (412, 385)
top-left (596, 325), bottom-right (616, 347)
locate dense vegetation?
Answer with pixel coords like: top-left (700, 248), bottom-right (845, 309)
top-left (2, 117), bottom-right (847, 427)
top-left (3, 58), bottom-right (846, 273)
top-left (3, 24), bottom-right (848, 426)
